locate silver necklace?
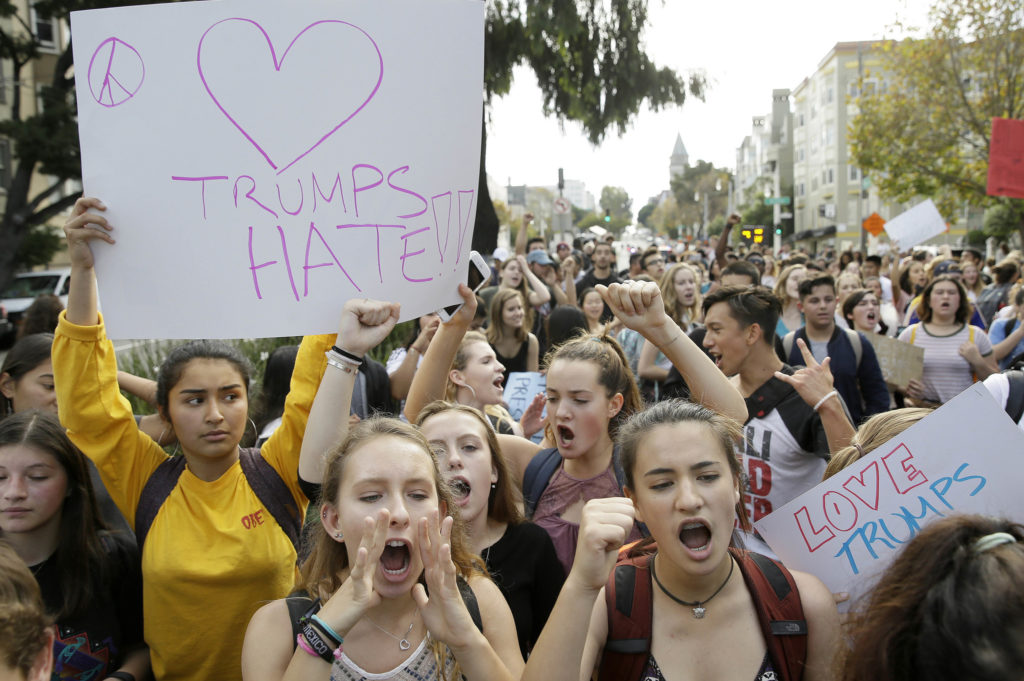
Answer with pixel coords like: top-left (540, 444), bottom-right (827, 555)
top-left (367, 611), bottom-right (418, 651)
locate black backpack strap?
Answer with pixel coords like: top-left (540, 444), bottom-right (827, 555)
top-left (287, 594), bottom-right (317, 645)
top-left (522, 448), bottom-right (562, 519)
top-left (457, 576), bottom-right (484, 633)
top-left (1004, 370), bottom-right (1024, 424)
top-left (135, 455), bottom-right (187, 549)
top-left (238, 448), bottom-right (303, 552)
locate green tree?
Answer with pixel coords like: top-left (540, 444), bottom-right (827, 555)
top-left (848, 0), bottom-right (1024, 242)
top-left (600, 186), bottom-right (632, 222)
top-left (636, 200), bottom-right (655, 227)
top-left (669, 161), bottom-right (730, 235)
top-left (474, 0), bottom-right (706, 253)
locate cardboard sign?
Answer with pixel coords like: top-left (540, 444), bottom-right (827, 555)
top-left (754, 385), bottom-right (1024, 609)
top-left (882, 199), bottom-right (946, 250)
top-left (986, 117), bottom-right (1024, 199)
top-left (72, 0), bottom-right (485, 339)
top-left (862, 333), bottom-right (924, 390)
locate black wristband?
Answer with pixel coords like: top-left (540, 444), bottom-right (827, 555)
top-left (331, 345), bottom-right (364, 364)
top-left (107, 673), bottom-right (136, 681)
top-left (300, 621), bottom-right (337, 663)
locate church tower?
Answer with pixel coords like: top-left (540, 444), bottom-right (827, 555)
top-left (670, 133), bottom-right (689, 182)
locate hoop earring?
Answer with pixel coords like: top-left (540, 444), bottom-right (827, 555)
top-left (248, 417), bottom-right (259, 443)
top-left (156, 426), bottom-right (169, 447)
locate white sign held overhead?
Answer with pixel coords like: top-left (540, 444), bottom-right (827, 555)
top-left (881, 199), bottom-right (947, 249)
top-left (754, 385), bottom-right (1024, 610)
top-left (72, 0), bottom-right (485, 339)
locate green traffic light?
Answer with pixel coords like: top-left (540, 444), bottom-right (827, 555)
top-left (604, 215), bottom-right (611, 223)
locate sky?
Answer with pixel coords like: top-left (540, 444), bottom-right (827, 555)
top-left (485, 0), bottom-right (934, 212)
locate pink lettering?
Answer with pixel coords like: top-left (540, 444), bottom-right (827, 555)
top-left (276, 179), bottom-right (304, 216)
top-left (822, 490), bottom-right (859, 532)
top-left (234, 175), bottom-right (279, 218)
top-left (456, 190), bottom-right (475, 263)
top-left (431, 192), bottom-right (453, 263)
top-left (400, 226), bottom-right (434, 283)
top-left (336, 223), bottom-right (406, 283)
top-left (170, 175), bottom-right (228, 219)
top-left (794, 505), bottom-right (836, 552)
top-left (387, 166), bottom-right (428, 219)
top-left (303, 221), bottom-right (361, 295)
top-left (351, 164), bottom-right (383, 217)
top-left (842, 460), bottom-right (881, 510)
top-left (247, 225), bottom-right (299, 301)
top-left (311, 171), bottom-right (347, 214)
top-left (882, 444), bottom-right (928, 494)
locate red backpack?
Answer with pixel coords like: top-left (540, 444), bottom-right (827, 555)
top-left (598, 542), bottom-right (808, 681)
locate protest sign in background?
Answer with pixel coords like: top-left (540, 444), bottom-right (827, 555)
top-left (72, 0), bottom-right (484, 338)
top-left (754, 385), bottom-right (1024, 609)
top-left (504, 371), bottom-right (546, 444)
top-left (882, 199), bottom-right (947, 250)
top-left (861, 333), bottom-right (923, 390)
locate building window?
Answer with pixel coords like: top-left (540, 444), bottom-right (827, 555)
top-left (827, 86), bottom-right (834, 103)
top-left (849, 167), bottom-right (859, 181)
top-left (826, 127), bottom-right (835, 146)
top-left (31, 5), bottom-right (56, 49)
top-left (827, 168), bottom-right (834, 184)
top-left (812, 177), bottom-right (818, 191)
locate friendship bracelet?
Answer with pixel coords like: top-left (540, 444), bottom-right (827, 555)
top-left (331, 346), bottom-right (364, 364)
top-left (296, 633), bottom-right (319, 658)
top-left (813, 390), bottom-right (839, 412)
top-left (300, 622), bottom-right (339, 663)
top-left (325, 353), bottom-right (358, 375)
top-left (310, 614), bottom-right (344, 648)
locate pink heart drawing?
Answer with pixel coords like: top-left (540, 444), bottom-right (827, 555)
top-left (197, 18), bottom-right (383, 175)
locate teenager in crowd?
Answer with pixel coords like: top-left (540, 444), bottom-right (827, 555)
top-left (445, 331), bottom-right (529, 437)
top-left (987, 287), bottom-right (1024, 370)
top-left (0, 541), bottom-right (53, 681)
top-left (0, 411), bottom-right (147, 681)
top-left (521, 400), bottom-right (839, 681)
top-left (406, 282), bottom-right (747, 573)
top-left (842, 289), bottom-right (887, 337)
top-left (839, 515), bottom-right (1024, 681)
top-left (576, 241), bottom-right (622, 321)
top-left (899, 275), bottom-right (997, 407)
top-left (487, 289), bottom-right (540, 384)
top-left (637, 264), bottom-right (703, 401)
top-left (782, 276), bottom-right (888, 425)
top-left (894, 258), bottom-right (927, 320)
top-left (417, 401), bottom-right (564, 656)
top-left (701, 286), bottom-right (854, 554)
top-left (243, 299), bottom-right (522, 681)
top-left (960, 260), bottom-right (984, 303)
top-left (480, 254), bottom-right (551, 316)
top-left (54, 197), bottom-right (333, 681)
top-left (773, 264), bottom-right (807, 337)
top-left (580, 288), bottom-right (607, 335)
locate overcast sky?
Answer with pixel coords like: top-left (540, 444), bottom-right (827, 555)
top-left (485, 0), bottom-right (934, 211)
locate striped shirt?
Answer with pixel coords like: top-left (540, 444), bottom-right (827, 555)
top-left (898, 323), bottom-right (992, 402)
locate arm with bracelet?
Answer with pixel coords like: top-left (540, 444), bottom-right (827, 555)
top-left (297, 299), bottom-right (400, 486)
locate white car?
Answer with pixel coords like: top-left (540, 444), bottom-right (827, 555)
top-left (0, 268), bottom-right (71, 342)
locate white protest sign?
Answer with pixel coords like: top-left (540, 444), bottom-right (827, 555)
top-left (504, 371), bottom-right (546, 443)
top-left (754, 385), bottom-right (1024, 608)
top-left (72, 0), bottom-right (484, 339)
top-left (882, 199), bottom-right (947, 249)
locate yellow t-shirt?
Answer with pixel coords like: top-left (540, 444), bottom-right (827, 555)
top-left (54, 313), bottom-right (332, 681)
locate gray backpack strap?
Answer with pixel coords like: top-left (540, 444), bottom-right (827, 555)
top-left (843, 328), bottom-right (863, 368)
top-left (782, 331), bottom-right (796, 361)
top-left (238, 448), bottom-right (303, 552)
top-left (135, 455), bottom-right (187, 549)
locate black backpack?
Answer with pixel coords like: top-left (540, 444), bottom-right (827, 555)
top-left (976, 283), bottom-right (1011, 328)
top-left (1004, 370), bottom-right (1024, 425)
top-left (134, 447), bottom-right (303, 552)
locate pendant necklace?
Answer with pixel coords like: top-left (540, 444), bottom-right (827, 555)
top-left (367, 611), bottom-right (419, 651)
top-left (650, 552), bottom-right (735, 619)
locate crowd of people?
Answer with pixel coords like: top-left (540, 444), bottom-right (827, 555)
top-left (1, 200), bottom-right (1022, 681)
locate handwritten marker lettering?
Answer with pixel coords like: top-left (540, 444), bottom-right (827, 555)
top-left (88, 37), bottom-right (145, 107)
top-left (881, 443), bottom-right (928, 494)
top-left (197, 18), bottom-right (383, 174)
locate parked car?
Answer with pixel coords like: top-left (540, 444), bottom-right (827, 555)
top-left (0, 268), bottom-right (72, 342)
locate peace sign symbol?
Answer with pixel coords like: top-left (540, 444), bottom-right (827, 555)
top-left (87, 37), bottom-right (145, 108)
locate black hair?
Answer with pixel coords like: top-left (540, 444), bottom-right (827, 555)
top-left (0, 333), bottom-right (54, 417)
top-left (702, 286), bottom-right (780, 345)
top-left (16, 295), bottom-right (64, 339)
top-left (720, 261), bottom-right (761, 286)
top-left (526, 237), bottom-right (546, 250)
top-left (252, 345), bottom-right (299, 437)
top-left (545, 305), bottom-right (589, 350)
top-left (865, 255), bottom-right (882, 266)
top-left (797, 274), bottom-right (836, 299)
top-left (155, 340), bottom-right (253, 416)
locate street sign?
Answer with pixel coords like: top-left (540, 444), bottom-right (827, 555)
top-left (764, 196), bottom-right (791, 206)
top-left (553, 196), bottom-right (571, 214)
top-left (863, 212), bottom-right (886, 237)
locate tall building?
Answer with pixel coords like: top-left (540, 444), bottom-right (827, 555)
top-left (669, 133), bottom-right (689, 181)
top-left (735, 89), bottom-right (793, 213)
top-left (791, 41), bottom-right (902, 250)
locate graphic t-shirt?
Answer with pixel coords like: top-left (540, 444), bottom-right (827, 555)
top-left (738, 367), bottom-right (830, 554)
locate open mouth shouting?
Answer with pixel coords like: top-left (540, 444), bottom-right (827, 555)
top-left (380, 539), bottom-right (412, 581)
top-left (679, 519), bottom-right (713, 559)
top-left (449, 476), bottom-right (472, 507)
top-left (556, 424), bottom-right (576, 449)
top-left (492, 374), bottom-right (505, 394)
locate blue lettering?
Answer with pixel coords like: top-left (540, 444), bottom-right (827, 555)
top-left (929, 475), bottom-right (956, 510)
top-left (952, 462), bottom-right (986, 496)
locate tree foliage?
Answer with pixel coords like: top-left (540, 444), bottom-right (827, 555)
top-left (669, 160), bottom-right (731, 233)
top-left (848, 0), bottom-right (1024, 240)
top-left (599, 185), bottom-right (632, 221)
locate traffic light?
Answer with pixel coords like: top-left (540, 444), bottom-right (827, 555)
top-left (775, 225), bottom-right (782, 235)
top-left (740, 227), bottom-right (765, 244)
top-left (604, 209), bottom-right (611, 223)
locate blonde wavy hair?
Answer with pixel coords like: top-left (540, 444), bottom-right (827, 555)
top-left (659, 263), bottom-right (703, 328)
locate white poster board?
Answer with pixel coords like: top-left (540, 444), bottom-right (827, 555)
top-left (71, 0), bottom-right (484, 339)
top-left (882, 199), bottom-right (947, 250)
top-left (504, 372), bottom-right (546, 421)
top-left (754, 385), bottom-right (1024, 609)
